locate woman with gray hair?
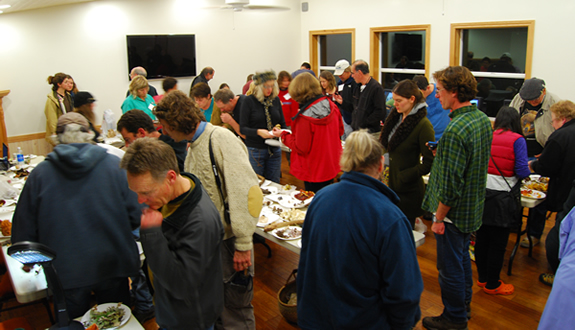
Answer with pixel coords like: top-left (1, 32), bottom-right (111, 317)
top-left (296, 129), bottom-right (423, 329)
top-left (240, 71), bottom-right (286, 183)
top-left (121, 75), bottom-right (156, 120)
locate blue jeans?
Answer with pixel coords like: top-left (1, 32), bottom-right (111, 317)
top-left (435, 222), bottom-right (472, 323)
top-left (247, 146), bottom-right (281, 183)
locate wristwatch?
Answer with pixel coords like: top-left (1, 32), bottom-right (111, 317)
top-left (433, 214), bottom-right (443, 223)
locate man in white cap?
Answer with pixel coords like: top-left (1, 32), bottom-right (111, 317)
top-left (333, 59), bottom-right (357, 140)
top-left (510, 77), bottom-right (561, 248)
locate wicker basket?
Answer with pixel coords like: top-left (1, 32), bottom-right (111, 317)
top-left (277, 269), bottom-right (298, 324)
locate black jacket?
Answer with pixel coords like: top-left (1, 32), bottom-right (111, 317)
top-left (141, 173), bottom-right (224, 329)
top-left (532, 119), bottom-right (575, 211)
top-left (337, 77), bottom-right (358, 124)
top-left (351, 78), bottom-right (387, 133)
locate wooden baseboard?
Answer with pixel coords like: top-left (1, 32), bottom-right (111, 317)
top-left (7, 132), bottom-right (46, 143)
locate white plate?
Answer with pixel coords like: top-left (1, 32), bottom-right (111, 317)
top-left (261, 186), bottom-right (278, 195)
top-left (289, 191), bottom-right (314, 207)
top-left (271, 226), bottom-right (302, 241)
top-left (81, 303), bottom-right (131, 329)
top-left (264, 194), bottom-right (284, 203)
top-left (260, 179), bottom-right (272, 188)
top-left (257, 207), bottom-right (281, 227)
top-left (274, 195), bottom-right (308, 209)
top-left (278, 184), bottom-right (297, 195)
top-left (520, 188), bottom-right (546, 200)
top-left (296, 240), bottom-right (302, 248)
top-left (264, 138), bottom-right (281, 147)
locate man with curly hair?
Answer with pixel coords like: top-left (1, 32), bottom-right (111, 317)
top-left (154, 91), bottom-right (263, 330)
top-left (421, 66), bottom-right (492, 330)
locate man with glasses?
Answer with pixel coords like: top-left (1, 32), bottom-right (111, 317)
top-left (350, 59), bottom-right (386, 137)
top-left (510, 78), bottom-right (562, 248)
top-left (422, 66), bottom-right (492, 330)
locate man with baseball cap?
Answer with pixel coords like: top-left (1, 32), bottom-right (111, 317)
top-left (333, 59), bottom-right (357, 139)
top-left (509, 78), bottom-right (562, 248)
top-left (510, 78), bottom-right (561, 155)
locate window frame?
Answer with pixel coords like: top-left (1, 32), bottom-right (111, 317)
top-left (369, 25), bottom-right (431, 82)
top-left (450, 20), bottom-right (535, 78)
top-left (309, 29), bottom-right (356, 75)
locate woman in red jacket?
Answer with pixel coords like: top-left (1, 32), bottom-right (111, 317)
top-left (272, 72), bottom-right (344, 192)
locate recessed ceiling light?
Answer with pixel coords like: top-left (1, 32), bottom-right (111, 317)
top-left (0, 10), bottom-right (4, 14)
top-left (0, 5), bottom-right (11, 9)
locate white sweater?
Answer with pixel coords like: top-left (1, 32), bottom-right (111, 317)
top-left (185, 123), bottom-right (262, 251)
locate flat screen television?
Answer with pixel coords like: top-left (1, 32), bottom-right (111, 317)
top-left (126, 35), bottom-right (197, 79)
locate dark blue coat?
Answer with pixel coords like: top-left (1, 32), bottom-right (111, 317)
top-left (297, 171), bottom-right (423, 329)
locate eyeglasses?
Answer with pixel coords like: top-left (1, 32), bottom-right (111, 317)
top-left (435, 87), bottom-right (445, 94)
top-left (262, 84), bottom-right (274, 90)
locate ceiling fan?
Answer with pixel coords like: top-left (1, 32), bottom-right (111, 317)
top-left (217, 0), bottom-right (289, 11)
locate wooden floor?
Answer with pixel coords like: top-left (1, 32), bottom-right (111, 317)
top-left (0, 152), bottom-right (553, 329)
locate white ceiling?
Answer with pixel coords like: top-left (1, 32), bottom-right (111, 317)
top-left (0, 0), bottom-right (96, 14)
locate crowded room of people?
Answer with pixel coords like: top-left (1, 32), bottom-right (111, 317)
top-left (0, 0), bottom-right (573, 329)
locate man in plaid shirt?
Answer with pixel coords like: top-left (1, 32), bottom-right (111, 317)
top-left (421, 66), bottom-right (492, 330)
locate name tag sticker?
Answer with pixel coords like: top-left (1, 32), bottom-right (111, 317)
top-left (338, 85), bottom-right (344, 92)
top-left (148, 103), bottom-right (155, 110)
top-left (284, 93), bottom-right (291, 100)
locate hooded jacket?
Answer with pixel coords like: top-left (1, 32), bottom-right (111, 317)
top-left (281, 96), bottom-right (344, 182)
top-left (12, 143), bottom-right (142, 289)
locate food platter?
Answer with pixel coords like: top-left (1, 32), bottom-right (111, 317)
top-left (523, 175), bottom-right (549, 193)
top-left (81, 303), bottom-right (131, 329)
top-left (271, 226), bottom-right (302, 240)
top-left (520, 188), bottom-right (546, 200)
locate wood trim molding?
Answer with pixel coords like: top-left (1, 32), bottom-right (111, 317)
top-left (7, 125), bottom-right (102, 144)
top-left (309, 28), bottom-right (356, 75)
top-left (0, 90), bottom-right (10, 156)
top-left (7, 132), bottom-right (46, 143)
top-left (369, 25), bottom-right (431, 82)
top-left (450, 20), bottom-right (535, 78)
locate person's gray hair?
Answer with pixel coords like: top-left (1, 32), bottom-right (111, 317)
top-left (52, 123), bottom-right (95, 145)
top-left (340, 129), bottom-right (383, 173)
top-left (132, 66), bottom-right (147, 78)
top-left (254, 81), bottom-right (279, 103)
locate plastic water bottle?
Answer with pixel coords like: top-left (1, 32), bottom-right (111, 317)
top-left (16, 147), bottom-right (24, 169)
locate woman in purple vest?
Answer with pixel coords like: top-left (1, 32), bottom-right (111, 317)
top-left (475, 106), bottom-right (531, 295)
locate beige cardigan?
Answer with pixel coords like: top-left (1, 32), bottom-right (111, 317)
top-left (185, 123), bottom-right (262, 251)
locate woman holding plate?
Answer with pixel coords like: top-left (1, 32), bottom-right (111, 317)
top-left (240, 71), bottom-right (286, 183)
top-left (273, 72), bottom-right (343, 192)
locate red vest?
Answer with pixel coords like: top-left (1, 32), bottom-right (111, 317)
top-left (488, 129), bottom-right (521, 177)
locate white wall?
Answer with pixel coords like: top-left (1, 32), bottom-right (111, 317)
top-left (300, 0), bottom-right (575, 99)
top-left (3, 0), bottom-right (575, 137)
top-left (0, 0), bottom-right (301, 136)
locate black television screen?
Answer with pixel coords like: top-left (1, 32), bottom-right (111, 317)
top-left (127, 35), bottom-right (197, 79)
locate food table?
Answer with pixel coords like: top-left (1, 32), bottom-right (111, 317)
top-left (255, 181), bottom-right (425, 255)
top-left (0, 155), bottom-right (144, 329)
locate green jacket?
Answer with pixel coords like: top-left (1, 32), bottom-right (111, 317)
top-left (381, 104), bottom-right (435, 222)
